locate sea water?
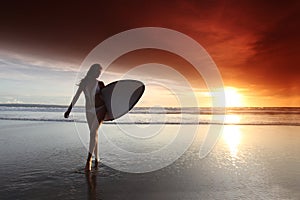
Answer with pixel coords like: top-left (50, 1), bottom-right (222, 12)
top-left (0, 104), bottom-right (299, 125)
top-left (0, 104), bottom-right (299, 199)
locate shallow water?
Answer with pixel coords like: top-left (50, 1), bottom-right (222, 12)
top-left (0, 120), bottom-right (299, 200)
top-left (1, 105), bottom-right (300, 126)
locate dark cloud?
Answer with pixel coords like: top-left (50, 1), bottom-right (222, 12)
top-left (244, 7), bottom-right (300, 95)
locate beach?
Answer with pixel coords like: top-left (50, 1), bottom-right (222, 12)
top-left (1, 1), bottom-right (299, 199)
top-left (1, 119), bottom-right (299, 200)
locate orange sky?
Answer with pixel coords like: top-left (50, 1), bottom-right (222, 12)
top-left (0, 0), bottom-right (299, 106)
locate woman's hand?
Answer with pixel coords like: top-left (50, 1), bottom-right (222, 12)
top-left (64, 110), bottom-right (71, 118)
top-left (64, 104), bottom-right (73, 118)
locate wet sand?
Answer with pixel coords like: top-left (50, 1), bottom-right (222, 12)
top-left (0, 120), bottom-right (299, 200)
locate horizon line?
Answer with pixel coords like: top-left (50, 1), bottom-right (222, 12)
top-left (0, 103), bottom-right (299, 108)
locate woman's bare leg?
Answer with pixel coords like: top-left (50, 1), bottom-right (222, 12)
top-left (85, 131), bottom-right (98, 171)
top-left (85, 108), bottom-right (106, 171)
top-left (88, 116), bottom-right (99, 154)
top-left (94, 109), bottom-right (106, 169)
top-left (94, 135), bottom-right (99, 168)
top-left (89, 129), bottom-right (98, 161)
top-left (85, 112), bottom-right (99, 171)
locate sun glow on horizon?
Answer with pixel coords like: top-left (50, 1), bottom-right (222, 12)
top-left (224, 87), bottom-right (244, 107)
top-left (204, 86), bottom-right (246, 108)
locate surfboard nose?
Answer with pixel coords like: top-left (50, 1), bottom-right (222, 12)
top-left (101, 80), bottom-right (145, 121)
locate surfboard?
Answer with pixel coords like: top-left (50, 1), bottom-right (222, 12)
top-left (98, 80), bottom-right (145, 121)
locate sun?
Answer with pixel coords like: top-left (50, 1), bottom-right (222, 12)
top-left (196, 86), bottom-right (245, 107)
top-left (224, 87), bottom-right (243, 107)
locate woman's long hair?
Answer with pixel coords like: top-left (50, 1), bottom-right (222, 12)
top-left (78, 64), bottom-right (102, 87)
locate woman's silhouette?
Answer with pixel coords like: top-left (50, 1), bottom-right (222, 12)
top-left (64, 64), bottom-right (106, 172)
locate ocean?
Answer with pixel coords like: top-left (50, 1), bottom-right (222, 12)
top-left (0, 104), bottom-right (299, 199)
top-left (0, 104), bottom-right (299, 125)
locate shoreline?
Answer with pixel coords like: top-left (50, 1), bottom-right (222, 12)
top-left (1, 119), bottom-right (300, 126)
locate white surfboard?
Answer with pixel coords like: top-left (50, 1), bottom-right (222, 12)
top-left (100, 80), bottom-right (145, 121)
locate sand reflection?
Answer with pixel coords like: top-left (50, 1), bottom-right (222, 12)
top-left (85, 171), bottom-right (97, 200)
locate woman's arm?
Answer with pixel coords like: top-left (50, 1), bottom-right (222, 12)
top-left (64, 85), bottom-right (83, 118)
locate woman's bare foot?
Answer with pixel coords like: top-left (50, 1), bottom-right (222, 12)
top-left (84, 152), bottom-right (93, 172)
top-left (85, 159), bottom-right (92, 172)
top-left (94, 158), bottom-right (99, 169)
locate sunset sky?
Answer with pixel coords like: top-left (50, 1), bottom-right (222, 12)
top-left (0, 0), bottom-right (299, 107)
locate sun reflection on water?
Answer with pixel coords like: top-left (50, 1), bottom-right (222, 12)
top-left (223, 115), bottom-right (242, 158)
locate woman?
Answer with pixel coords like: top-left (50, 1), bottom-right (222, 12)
top-left (64, 63), bottom-right (106, 172)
